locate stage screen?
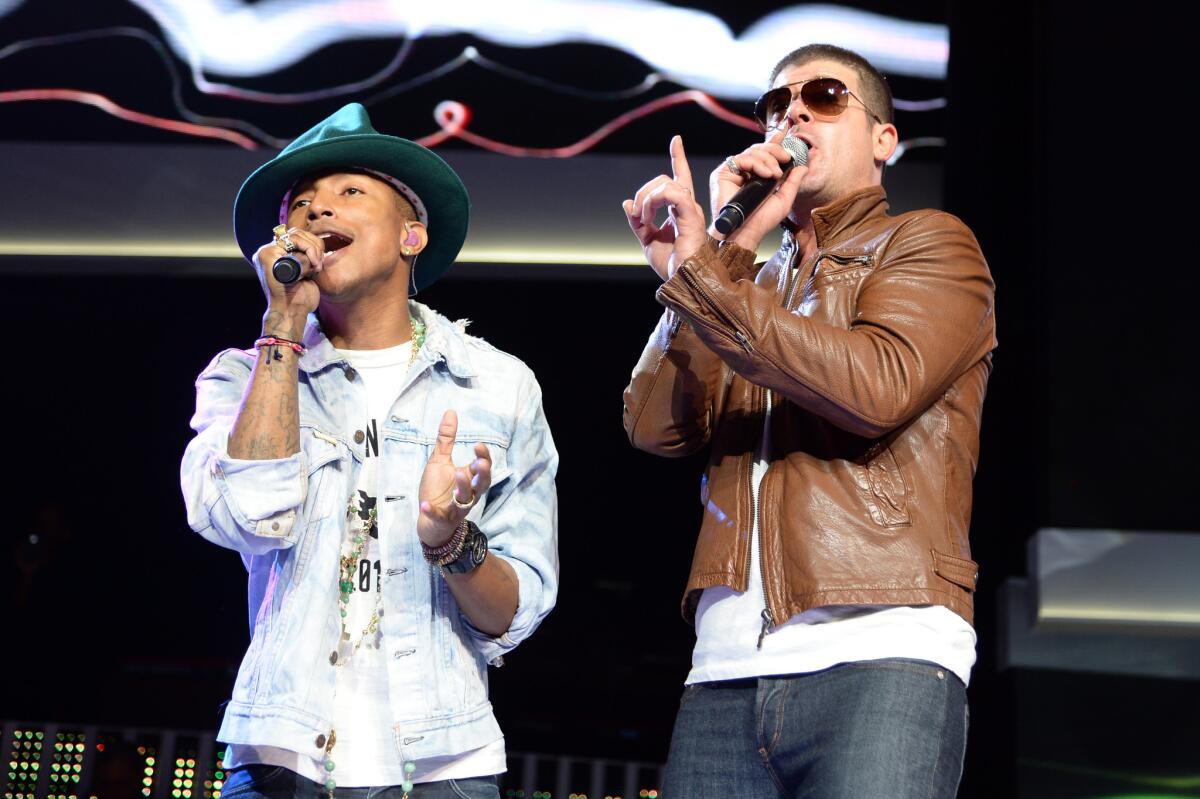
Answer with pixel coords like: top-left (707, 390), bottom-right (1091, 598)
top-left (0, 0), bottom-right (950, 268)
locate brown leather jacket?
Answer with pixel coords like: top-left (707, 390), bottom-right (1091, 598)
top-left (623, 185), bottom-right (996, 632)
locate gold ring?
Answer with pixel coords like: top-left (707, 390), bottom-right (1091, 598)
top-left (452, 490), bottom-right (475, 509)
top-left (273, 224), bottom-right (298, 253)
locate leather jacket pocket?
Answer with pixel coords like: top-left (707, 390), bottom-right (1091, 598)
top-left (932, 549), bottom-right (979, 592)
top-left (857, 443), bottom-right (911, 527)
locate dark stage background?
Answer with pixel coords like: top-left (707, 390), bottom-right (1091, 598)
top-left (3, 2), bottom-right (1197, 798)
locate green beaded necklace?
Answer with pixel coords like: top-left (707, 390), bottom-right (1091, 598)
top-left (322, 316), bottom-right (426, 798)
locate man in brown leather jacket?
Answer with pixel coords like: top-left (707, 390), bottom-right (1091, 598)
top-left (621, 44), bottom-right (995, 798)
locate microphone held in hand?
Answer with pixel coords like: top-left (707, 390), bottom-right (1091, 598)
top-left (272, 254), bottom-right (303, 285)
top-left (713, 136), bottom-right (809, 236)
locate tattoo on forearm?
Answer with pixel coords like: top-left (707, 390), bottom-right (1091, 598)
top-left (228, 346), bottom-right (301, 460)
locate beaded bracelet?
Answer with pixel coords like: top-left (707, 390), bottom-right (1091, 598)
top-left (254, 335), bottom-right (307, 363)
top-left (421, 520), bottom-right (468, 566)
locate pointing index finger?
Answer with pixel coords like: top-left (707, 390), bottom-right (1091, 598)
top-left (670, 135), bottom-right (694, 194)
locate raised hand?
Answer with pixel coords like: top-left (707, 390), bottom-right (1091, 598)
top-left (708, 129), bottom-right (806, 252)
top-left (622, 136), bottom-right (710, 281)
top-left (418, 410), bottom-right (493, 547)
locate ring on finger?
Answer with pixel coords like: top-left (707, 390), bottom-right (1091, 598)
top-left (452, 489), bottom-right (476, 509)
top-left (724, 156), bottom-right (743, 176)
top-left (272, 224), bottom-right (298, 253)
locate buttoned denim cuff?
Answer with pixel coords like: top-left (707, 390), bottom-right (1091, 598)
top-left (212, 450), bottom-right (306, 544)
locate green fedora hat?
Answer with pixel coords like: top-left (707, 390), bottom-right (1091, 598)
top-left (233, 102), bottom-right (469, 291)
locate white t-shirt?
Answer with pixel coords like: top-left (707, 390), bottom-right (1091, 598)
top-left (687, 392), bottom-right (977, 687)
top-left (226, 341), bottom-right (505, 786)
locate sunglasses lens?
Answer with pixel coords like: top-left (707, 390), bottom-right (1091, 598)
top-left (754, 87), bottom-right (793, 129)
top-left (800, 78), bottom-right (849, 117)
top-left (755, 78), bottom-right (851, 127)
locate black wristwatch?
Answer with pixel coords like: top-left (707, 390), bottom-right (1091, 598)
top-left (442, 521), bottom-right (488, 575)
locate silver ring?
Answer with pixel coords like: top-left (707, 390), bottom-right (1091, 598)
top-left (725, 156), bottom-right (743, 176)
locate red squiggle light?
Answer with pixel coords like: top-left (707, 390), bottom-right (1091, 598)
top-left (414, 90), bottom-right (759, 156)
top-left (415, 100), bottom-right (472, 148)
top-left (0, 89), bottom-right (258, 149)
top-left (0, 88), bottom-right (756, 156)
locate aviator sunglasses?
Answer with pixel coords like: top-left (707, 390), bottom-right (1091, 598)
top-left (753, 77), bottom-right (883, 130)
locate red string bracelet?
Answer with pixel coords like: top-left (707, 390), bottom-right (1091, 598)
top-left (254, 336), bottom-right (306, 362)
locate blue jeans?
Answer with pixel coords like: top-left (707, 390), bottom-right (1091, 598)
top-left (662, 659), bottom-right (968, 798)
top-left (219, 765), bottom-right (500, 799)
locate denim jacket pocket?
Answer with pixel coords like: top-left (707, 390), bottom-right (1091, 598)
top-left (301, 427), bottom-right (343, 517)
top-left (293, 426), bottom-right (345, 581)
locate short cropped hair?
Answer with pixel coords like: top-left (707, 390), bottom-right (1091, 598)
top-left (769, 44), bottom-right (893, 125)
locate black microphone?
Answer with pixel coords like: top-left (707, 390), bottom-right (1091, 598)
top-left (272, 254), bottom-right (303, 285)
top-left (713, 136), bottom-right (809, 236)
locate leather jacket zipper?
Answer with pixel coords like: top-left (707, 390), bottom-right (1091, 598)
top-left (752, 243), bottom-right (807, 649)
top-left (754, 386), bottom-right (774, 650)
top-left (679, 268), bottom-right (753, 352)
top-left (782, 251), bottom-right (870, 310)
top-left (753, 242), bottom-right (811, 647)
top-left (823, 252), bottom-right (872, 266)
top-left (753, 239), bottom-right (820, 643)
top-left (752, 248), bottom-right (870, 644)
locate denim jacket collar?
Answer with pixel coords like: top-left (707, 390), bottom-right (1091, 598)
top-left (297, 300), bottom-right (477, 379)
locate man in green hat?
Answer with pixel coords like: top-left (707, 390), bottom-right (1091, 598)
top-left (181, 103), bottom-right (559, 798)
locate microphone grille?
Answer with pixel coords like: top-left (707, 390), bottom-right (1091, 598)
top-left (781, 136), bottom-right (809, 167)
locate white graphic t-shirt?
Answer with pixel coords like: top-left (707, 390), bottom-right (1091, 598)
top-left (226, 340), bottom-right (505, 786)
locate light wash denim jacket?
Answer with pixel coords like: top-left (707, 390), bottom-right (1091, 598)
top-left (180, 301), bottom-right (559, 764)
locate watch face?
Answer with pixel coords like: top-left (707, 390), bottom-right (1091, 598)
top-left (444, 526), bottom-right (488, 574)
top-left (468, 531), bottom-right (488, 564)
